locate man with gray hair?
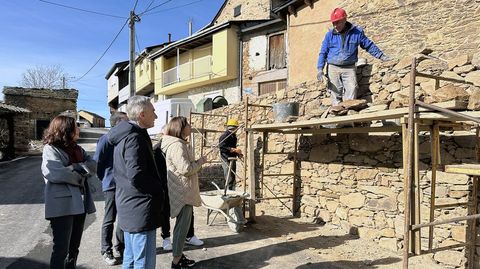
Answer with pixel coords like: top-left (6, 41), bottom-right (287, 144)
top-left (108, 96), bottom-right (164, 269)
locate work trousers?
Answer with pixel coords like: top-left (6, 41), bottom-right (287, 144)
top-left (101, 190), bottom-right (124, 255)
top-left (49, 213), bottom-right (86, 269)
top-left (160, 206), bottom-right (195, 239)
top-left (327, 64), bottom-right (358, 105)
top-left (221, 158), bottom-right (237, 190)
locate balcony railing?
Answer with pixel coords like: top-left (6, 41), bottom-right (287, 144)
top-left (162, 55), bottom-right (212, 87)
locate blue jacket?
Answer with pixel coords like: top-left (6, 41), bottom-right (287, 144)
top-left (94, 133), bottom-right (116, 192)
top-left (317, 22), bottom-right (384, 70)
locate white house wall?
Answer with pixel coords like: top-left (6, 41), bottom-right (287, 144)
top-left (248, 36), bottom-right (267, 71)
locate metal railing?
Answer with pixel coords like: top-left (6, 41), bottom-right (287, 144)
top-left (162, 55), bottom-right (212, 87)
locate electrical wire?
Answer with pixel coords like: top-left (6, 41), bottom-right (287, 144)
top-left (39, 0), bottom-right (127, 19)
top-left (132, 0), bottom-right (139, 12)
top-left (73, 19), bottom-right (129, 82)
top-left (135, 32), bottom-right (142, 54)
top-left (142, 0), bottom-right (156, 14)
top-left (139, 0), bottom-right (173, 15)
top-left (141, 0), bottom-right (206, 16)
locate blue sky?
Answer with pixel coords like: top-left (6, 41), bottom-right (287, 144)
top-left (0, 0), bottom-right (225, 120)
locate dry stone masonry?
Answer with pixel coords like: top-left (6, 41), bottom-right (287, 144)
top-left (192, 50), bottom-right (480, 268)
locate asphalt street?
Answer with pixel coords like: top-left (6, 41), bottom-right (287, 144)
top-left (0, 148), bottom-right (335, 269)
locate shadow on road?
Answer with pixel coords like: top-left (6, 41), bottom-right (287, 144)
top-left (0, 156), bottom-right (105, 205)
top-left (295, 257), bottom-right (402, 269)
top-left (1, 257), bottom-right (90, 269)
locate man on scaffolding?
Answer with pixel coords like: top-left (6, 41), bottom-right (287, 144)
top-left (219, 119), bottom-right (243, 190)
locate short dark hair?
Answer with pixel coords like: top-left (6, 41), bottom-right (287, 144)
top-left (43, 115), bottom-right (77, 148)
top-left (110, 111), bottom-right (127, 127)
top-left (165, 116), bottom-right (189, 139)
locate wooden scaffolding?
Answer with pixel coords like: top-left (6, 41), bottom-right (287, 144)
top-left (242, 57), bottom-right (480, 268)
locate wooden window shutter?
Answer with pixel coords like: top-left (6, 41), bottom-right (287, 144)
top-left (268, 34), bottom-right (286, 70)
top-left (258, 79), bottom-right (287, 95)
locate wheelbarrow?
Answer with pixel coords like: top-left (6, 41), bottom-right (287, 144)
top-left (200, 182), bottom-right (249, 233)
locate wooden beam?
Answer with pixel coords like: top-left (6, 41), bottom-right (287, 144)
top-left (304, 0), bottom-right (313, 8)
top-left (288, 5), bottom-right (296, 16)
top-left (414, 122), bottom-right (421, 254)
top-left (247, 131), bottom-right (256, 222)
top-left (417, 71), bottom-right (475, 85)
top-left (444, 164), bottom-right (480, 176)
top-left (417, 111), bottom-right (480, 122)
top-left (428, 122), bottom-right (439, 250)
top-left (251, 100), bottom-right (466, 131)
top-left (412, 213), bottom-right (480, 230)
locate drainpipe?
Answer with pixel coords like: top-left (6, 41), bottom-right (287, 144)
top-left (238, 32), bottom-right (243, 101)
top-left (285, 14), bottom-right (290, 86)
top-left (176, 47), bottom-right (180, 82)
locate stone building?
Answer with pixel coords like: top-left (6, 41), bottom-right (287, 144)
top-left (190, 0), bottom-right (480, 268)
top-left (0, 103), bottom-right (30, 160)
top-left (3, 87), bottom-right (78, 139)
top-left (78, 110), bottom-right (105, 128)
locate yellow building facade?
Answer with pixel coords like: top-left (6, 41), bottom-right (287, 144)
top-left (153, 26), bottom-right (239, 97)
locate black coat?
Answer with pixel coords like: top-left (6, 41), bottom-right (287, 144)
top-left (219, 130), bottom-right (239, 161)
top-left (108, 121), bottom-right (165, 233)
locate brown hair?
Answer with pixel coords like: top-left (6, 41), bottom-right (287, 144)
top-left (43, 115), bottom-right (77, 148)
top-left (165, 116), bottom-right (189, 139)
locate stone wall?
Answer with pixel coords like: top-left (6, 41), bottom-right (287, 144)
top-left (191, 51), bottom-right (480, 268)
top-left (286, 0), bottom-right (480, 87)
top-left (213, 0), bottom-right (271, 26)
top-left (3, 87), bottom-right (78, 140)
top-left (241, 23), bottom-right (287, 96)
top-left (171, 79), bottom-right (240, 107)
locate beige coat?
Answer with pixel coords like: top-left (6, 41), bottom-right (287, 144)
top-left (161, 135), bottom-right (202, 218)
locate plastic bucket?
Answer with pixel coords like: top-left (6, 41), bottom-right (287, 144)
top-left (272, 102), bottom-right (299, 123)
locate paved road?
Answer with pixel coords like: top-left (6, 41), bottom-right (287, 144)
top-left (1, 147), bottom-right (387, 269)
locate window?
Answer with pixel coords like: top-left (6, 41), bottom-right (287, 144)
top-left (268, 33), bottom-right (286, 70)
top-left (258, 79), bottom-right (287, 95)
top-left (234, 5), bottom-right (241, 17)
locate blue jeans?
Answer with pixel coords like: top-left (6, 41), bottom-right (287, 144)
top-left (122, 229), bottom-right (156, 269)
top-left (327, 64), bottom-right (358, 105)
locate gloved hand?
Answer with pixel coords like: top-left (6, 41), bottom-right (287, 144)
top-left (317, 71), bottom-right (324, 82)
top-left (197, 156), bottom-right (208, 165)
top-left (380, 54), bottom-right (392, 62)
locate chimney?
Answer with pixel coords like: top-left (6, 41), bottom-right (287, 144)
top-left (168, 33), bottom-right (171, 43)
top-left (188, 18), bottom-right (193, 36)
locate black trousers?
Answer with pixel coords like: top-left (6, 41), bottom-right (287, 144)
top-left (221, 158), bottom-right (236, 190)
top-left (49, 213), bottom-right (86, 269)
top-left (101, 190), bottom-right (124, 255)
top-left (160, 199), bottom-right (194, 239)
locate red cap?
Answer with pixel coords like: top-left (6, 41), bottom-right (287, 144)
top-left (330, 8), bottom-right (347, 22)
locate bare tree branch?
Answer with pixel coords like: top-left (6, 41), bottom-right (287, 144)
top-left (20, 65), bottom-right (70, 89)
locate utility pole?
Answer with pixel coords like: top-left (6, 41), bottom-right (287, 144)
top-left (129, 11), bottom-right (140, 97)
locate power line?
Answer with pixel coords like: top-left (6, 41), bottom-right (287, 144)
top-left (73, 19), bottom-right (129, 82)
top-left (139, 0), bottom-right (173, 15)
top-left (135, 32), bottom-right (142, 54)
top-left (39, 0), bottom-right (127, 19)
top-left (142, 0), bottom-right (156, 14)
top-left (132, 0), bottom-right (139, 12)
top-left (142, 0), bottom-right (206, 16)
